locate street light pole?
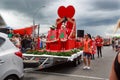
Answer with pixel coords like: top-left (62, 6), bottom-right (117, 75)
top-left (32, 17), bottom-right (35, 38)
top-left (33, 18), bottom-right (35, 25)
top-left (38, 24), bottom-right (40, 37)
top-left (32, 6), bottom-right (45, 38)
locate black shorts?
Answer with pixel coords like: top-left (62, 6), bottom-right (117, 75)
top-left (116, 45), bottom-right (118, 49)
top-left (83, 52), bottom-right (91, 58)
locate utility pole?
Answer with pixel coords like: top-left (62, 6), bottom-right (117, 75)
top-left (32, 6), bottom-right (45, 38)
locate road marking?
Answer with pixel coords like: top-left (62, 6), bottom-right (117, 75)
top-left (30, 71), bottom-right (109, 80)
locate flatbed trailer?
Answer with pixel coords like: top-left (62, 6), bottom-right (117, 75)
top-left (23, 51), bottom-right (83, 70)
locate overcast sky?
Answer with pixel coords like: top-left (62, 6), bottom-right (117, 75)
top-left (0, 0), bottom-right (120, 37)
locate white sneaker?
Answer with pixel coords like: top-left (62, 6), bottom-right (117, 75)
top-left (83, 66), bottom-right (88, 70)
top-left (87, 66), bottom-right (91, 70)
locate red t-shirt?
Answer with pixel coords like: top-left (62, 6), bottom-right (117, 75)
top-left (83, 39), bottom-right (92, 54)
top-left (95, 38), bottom-right (103, 47)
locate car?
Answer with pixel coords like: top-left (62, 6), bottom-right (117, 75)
top-left (0, 32), bottom-right (24, 80)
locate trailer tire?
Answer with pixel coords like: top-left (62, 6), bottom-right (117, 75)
top-left (23, 60), bottom-right (40, 68)
top-left (78, 55), bottom-right (82, 64)
top-left (78, 58), bottom-right (80, 64)
top-left (72, 58), bottom-right (79, 67)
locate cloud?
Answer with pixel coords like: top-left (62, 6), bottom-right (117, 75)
top-left (79, 24), bottom-right (115, 37)
top-left (35, 24), bottom-right (50, 35)
top-left (0, 0), bottom-right (120, 37)
top-left (90, 0), bottom-right (120, 11)
top-left (0, 10), bottom-right (32, 28)
top-left (76, 0), bottom-right (120, 27)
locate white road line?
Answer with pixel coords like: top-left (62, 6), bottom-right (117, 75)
top-left (32, 71), bottom-right (109, 80)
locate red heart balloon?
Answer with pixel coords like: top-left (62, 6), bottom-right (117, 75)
top-left (57, 5), bottom-right (75, 18)
top-left (58, 6), bottom-right (66, 18)
top-left (66, 5), bottom-right (75, 18)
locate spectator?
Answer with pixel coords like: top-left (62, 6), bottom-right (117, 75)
top-left (21, 35), bottom-right (27, 52)
top-left (95, 35), bottom-right (103, 58)
top-left (115, 38), bottom-right (119, 52)
top-left (21, 35), bottom-right (32, 52)
top-left (91, 37), bottom-right (96, 60)
top-left (41, 35), bottom-right (46, 48)
top-left (31, 37), bottom-right (36, 50)
top-left (112, 38), bottom-right (115, 50)
top-left (11, 34), bottom-right (21, 49)
top-left (8, 29), bottom-right (14, 39)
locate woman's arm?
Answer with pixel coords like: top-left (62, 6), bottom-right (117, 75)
top-left (109, 61), bottom-right (118, 80)
top-left (109, 53), bottom-right (120, 80)
top-left (56, 18), bottom-right (64, 25)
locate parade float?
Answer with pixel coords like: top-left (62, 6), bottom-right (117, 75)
top-left (23, 5), bottom-right (83, 70)
top-left (46, 5), bottom-right (76, 52)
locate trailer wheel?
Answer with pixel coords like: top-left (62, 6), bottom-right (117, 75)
top-left (78, 58), bottom-right (80, 64)
top-left (78, 55), bottom-right (82, 64)
top-left (23, 60), bottom-right (40, 68)
top-left (72, 58), bottom-right (79, 67)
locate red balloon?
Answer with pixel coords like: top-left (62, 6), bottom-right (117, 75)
top-left (66, 5), bottom-right (75, 18)
top-left (57, 6), bottom-right (66, 18)
top-left (57, 5), bottom-right (75, 18)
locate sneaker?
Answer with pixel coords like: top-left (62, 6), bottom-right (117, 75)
top-left (83, 66), bottom-right (88, 70)
top-left (87, 66), bottom-right (91, 70)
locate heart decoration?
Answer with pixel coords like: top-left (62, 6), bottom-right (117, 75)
top-left (57, 5), bottom-right (75, 18)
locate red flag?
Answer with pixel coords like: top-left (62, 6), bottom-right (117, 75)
top-left (13, 25), bottom-right (37, 35)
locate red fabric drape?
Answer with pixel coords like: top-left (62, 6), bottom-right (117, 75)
top-left (13, 25), bottom-right (37, 35)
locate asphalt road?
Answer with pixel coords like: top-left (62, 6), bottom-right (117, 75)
top-left (23, 46), bottom-right (116, 80)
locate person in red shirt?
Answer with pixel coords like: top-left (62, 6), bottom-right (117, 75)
top-left (83, 34), bottom-right (92, 70)
top-left (95, 35), bottom-right (103, 58)
top-left (91, 37), bottom-right (96, 60)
